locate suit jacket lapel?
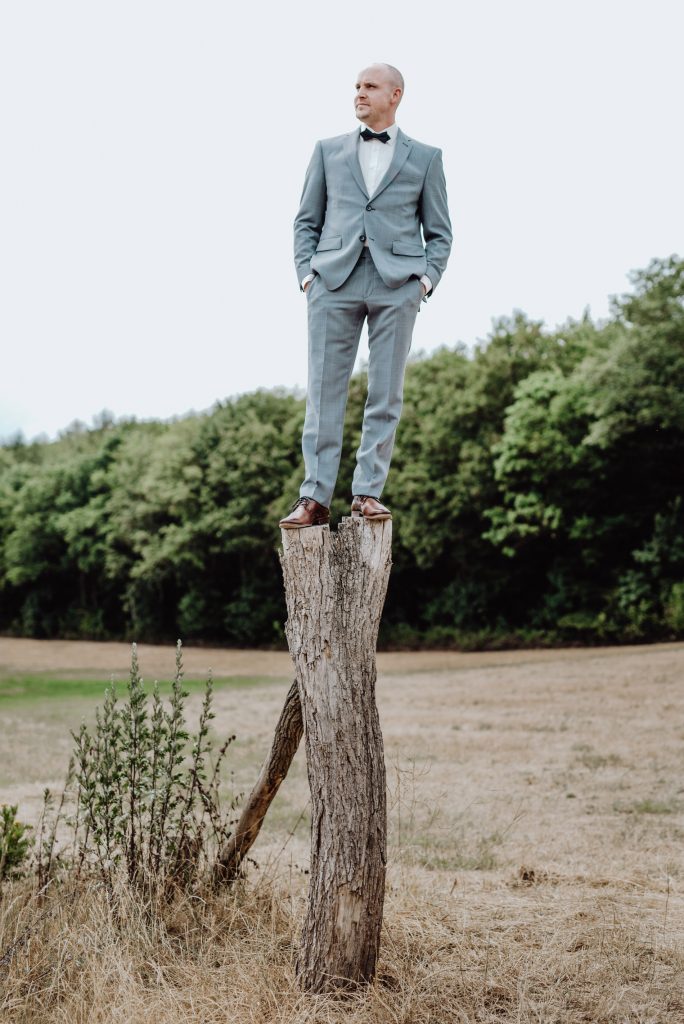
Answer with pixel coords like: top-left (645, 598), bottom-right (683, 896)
top-left (371, 128), bottom-right (412, 199)
top-left (343, 131), bottom-right (369, 199)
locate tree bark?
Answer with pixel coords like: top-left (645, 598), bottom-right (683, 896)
top-left (213, 679), bottom-right (303, 884)
top-left (280, 516), bottom-right (391, 993)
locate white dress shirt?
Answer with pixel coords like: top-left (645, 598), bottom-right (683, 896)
top-left (358, 121), bottom-right (399, 197)
top-left (302, 122), bottom-right (432, 296)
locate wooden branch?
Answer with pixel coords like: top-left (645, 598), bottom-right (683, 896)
top-left (281, 516), bottom-right (392, 993)
top-left (212, 679), bottom-right (303, 884)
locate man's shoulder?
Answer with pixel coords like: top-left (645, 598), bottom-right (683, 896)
top-left (400, 132), bottom-right (442, 159)
top-left (316, 131), bottom-right (355, 151)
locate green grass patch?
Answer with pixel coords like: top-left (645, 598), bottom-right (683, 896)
top-left (407, 833), bottom-right (502, 872)
top-left (574, 749), bottom-right (624, 770)
top-left (0, 673), bottom-right (287, 704)
top-left (613, 798), bottom-right (679, 815)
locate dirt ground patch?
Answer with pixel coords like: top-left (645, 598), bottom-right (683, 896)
top-left (3, 634), bottom-right (683, 680)
top-left (1, 640), bottom-right (683, 1020)
top-left (2, 638), bottom-right (683, 892)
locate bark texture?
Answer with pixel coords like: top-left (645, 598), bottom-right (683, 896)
top-left (213, 679), bottom-right (303, 884)
top-left (280, 516), bottom-right (392, 992)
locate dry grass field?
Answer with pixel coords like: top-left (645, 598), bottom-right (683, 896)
top-left (1, 637), bottom-right (683, 1022)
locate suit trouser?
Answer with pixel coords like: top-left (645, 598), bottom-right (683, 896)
top-left (300, 250), bottom-right (422, 508)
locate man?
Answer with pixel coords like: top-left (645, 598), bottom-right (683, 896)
top-left (280, 63), bottom-right (452, 529)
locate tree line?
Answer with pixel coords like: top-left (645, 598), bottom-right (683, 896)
top-left (1, 255), bottom-right (683, 648)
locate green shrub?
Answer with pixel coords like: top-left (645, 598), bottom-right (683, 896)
top-left (664, 581), bottom-right (684, 633)
top-left (0, 804), bottom-right (32, 882)
top-left (39, 641), bottom-right (240, 899)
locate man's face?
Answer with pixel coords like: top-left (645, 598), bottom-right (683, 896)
top-left (354, 66), bottom-right (400, 130)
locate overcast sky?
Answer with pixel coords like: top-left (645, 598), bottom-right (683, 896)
top-left (1, 1), bottom-right (682, 441)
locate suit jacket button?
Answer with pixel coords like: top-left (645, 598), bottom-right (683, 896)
top-left (366, 203), bottom-right (374, 211)
top-left (359, 234), bottom-right (366, 242)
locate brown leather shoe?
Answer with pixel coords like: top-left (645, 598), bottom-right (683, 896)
top-left (279, 496), bottom-right (330, 529)
top-left (351, 495), bottom-right (392, 521)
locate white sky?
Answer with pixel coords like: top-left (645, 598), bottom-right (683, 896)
top-left (1, 0), bottom-right (682, 441)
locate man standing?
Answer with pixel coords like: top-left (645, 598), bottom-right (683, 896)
top-left (280, 63), bottom-right (452, 529)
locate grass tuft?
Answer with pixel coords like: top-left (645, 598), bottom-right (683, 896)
top-left (0, 868), bottom-right (681, 1024)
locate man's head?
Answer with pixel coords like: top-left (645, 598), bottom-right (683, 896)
top-left (354, 64), bottom-right (404, 131)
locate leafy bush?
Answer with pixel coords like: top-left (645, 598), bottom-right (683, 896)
top-left (0, 805), bottom-right (32, 883)
top-left (665, 582), bottom-right (684, 632)
top-left (37, 641), bottom-right (240, 900)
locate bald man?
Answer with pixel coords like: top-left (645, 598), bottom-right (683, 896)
top-left (280, 63), bottom-right (452, 528)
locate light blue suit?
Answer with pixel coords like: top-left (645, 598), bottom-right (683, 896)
top-left (294, 127), bottom-right (452, 507)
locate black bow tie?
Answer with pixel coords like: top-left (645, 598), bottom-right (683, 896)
top-left (360, 128), bottom-right (390, 143)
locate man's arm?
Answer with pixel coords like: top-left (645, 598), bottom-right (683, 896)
top-left (419, 148), bottom-right (452, 295)
top-left (294, 141), bottom-right (327, 289)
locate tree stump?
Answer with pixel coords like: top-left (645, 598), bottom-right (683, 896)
top-left (280, 516), bottom-right (392, 993)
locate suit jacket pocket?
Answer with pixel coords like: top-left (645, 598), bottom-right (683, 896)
top-left (316, 236), bottom-right (343, 252)
top-left (392, 241), bottom-right (425, 257)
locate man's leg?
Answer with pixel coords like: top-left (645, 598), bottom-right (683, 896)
top-left (300, 261), bottom-right (366, 508)
top-left (352, 268), bottom-right (421, 499)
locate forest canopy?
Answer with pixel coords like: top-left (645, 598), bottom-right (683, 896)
top-left (1, 256), bottom-right (683, 648)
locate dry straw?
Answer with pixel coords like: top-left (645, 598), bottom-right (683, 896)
top-left (1, 642), bottom-right (683, 1021)
top-left (0, 865), bottom-right (681, 1023)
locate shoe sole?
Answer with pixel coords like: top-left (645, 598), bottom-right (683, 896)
top-left (279, 521), bottom-right (330, 529)
top-left (351, 511), bottom-right (392, 521)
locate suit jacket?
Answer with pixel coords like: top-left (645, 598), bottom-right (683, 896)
top-left (294, 127), bottom-right (452, 294)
